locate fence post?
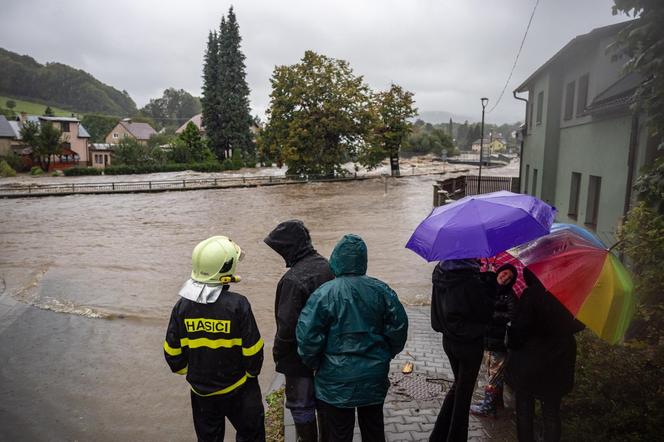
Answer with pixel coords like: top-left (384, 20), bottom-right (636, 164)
top-left (149, 181), bottom-right (152, 190)
top-left (183, 179), bottom-right (186, 188)
top-left (72, 184), bottom-right (75, 192)
top-left (214, 178), bottom-right (218, 186)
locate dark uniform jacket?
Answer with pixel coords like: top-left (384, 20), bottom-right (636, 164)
top-left (505, 268), bottom-right (585, 399)
top-left (431, 260), bottom-right (495, 344)
top-left (483, 263), bottom-right (518, 352)
top-left (164, 286), bottom-right (264, 396)
top-left (264, 220), bottom-right (334, 377)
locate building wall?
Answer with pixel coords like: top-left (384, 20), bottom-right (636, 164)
top-left (105, 123), bottom-right (134, 144)
top-left (56, 121), bottom-right (89, 163)
top-left (90, 151), bottom-right (112, 168)
top-left (0, 138), bottom-right (11, 156)
top-left (521, 72), bottom-right (551, 200)
top-left (556, 114), bottom-right (633, 243)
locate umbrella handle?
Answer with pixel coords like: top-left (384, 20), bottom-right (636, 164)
top-left (608, 239), bottom-right (623, 253)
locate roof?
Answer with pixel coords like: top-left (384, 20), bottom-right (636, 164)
top-left (586, 71), bottom-right (644, 115)
top-left (175, 113), bottom-right (204, 134)
top-left (39, 116), bottom-right (80, 122)
top-left (119, 121), bottom-right (157, 140)
top-left (78, 124), bottom-right (91, 138)
top-left (514, 21), bottom-right (633, 93)
top-left (0, 115), bottom-right (14, 138)
top-left (90, 143), bottom-right (114, 151)
top-left (8, 121), bottom-right (22, 139)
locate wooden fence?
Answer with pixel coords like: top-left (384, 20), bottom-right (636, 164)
top-left (433, 175), bottom-right (520, 206)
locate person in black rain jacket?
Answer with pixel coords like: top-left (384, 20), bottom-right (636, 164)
top-left (264, 220), bottom-right (334, 442)
top-left (164, 236), bottom-right (265, 442)
top-left (429, 258), bottom-right (496, 442)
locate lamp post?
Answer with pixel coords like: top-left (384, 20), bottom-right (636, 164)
top-left (478, 97), bottom-right (488, 194)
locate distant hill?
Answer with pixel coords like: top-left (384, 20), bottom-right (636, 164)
top-left (414, 110), bottom-right (476, 125)
top-left (0, 95), bottom-right (74, 117)
top-left (0, 47), bottom-right (137, 116)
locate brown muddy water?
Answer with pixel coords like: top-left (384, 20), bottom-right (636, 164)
top-left (0, 174), bottom-right (440, 441)
top-left (0, 162), bottom-right (517, 441)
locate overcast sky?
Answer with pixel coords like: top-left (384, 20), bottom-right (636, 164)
top-left (1, 0), bottom-right (630, 124)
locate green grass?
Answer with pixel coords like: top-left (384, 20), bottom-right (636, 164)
top-left (0, 95), bottom-right (76, 117)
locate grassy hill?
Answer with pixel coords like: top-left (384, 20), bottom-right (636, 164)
top-left (0, 47), bottom-right (137, 116)
top-left (1, 95), bottom-right (75, 117)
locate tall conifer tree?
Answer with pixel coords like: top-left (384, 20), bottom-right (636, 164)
top-left (218, 7), bottom-right (254, 160)
top-left (201, 30), bottom-right (223, 159)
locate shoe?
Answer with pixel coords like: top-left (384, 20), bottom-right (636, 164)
top-left (470, 403), bottom-right (498, 418)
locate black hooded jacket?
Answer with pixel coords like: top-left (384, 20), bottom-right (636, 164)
top-left (430, 259), bottom-right (495, 344)
top-left (265, 220), bottom-right (334, 377)
top-left (505, 268), bottom-right (585, 399)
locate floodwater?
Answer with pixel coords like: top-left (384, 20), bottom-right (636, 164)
top-left (0, 159), bottom-right (518, 441)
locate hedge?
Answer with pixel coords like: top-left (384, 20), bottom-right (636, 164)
top-left (63, 167), bottom-right (103, 176)
top-left (103, 162), bottom-right (230, 175)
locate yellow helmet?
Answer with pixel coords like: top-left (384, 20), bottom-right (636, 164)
top-left (191, 236), bottom-right (243, 284)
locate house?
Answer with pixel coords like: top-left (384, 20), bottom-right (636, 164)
top-left (90, 143), bottom-right (113, 168)
top-left (5, 114), bottom-right (92, 170)
top-left (105, 118), bottom-right (157, 144)
top-left (471, 136), bottom-right (506, 153)
top-left (0, 115), bottom-right (14, 156)
top-left (514, 21), bottom-right (660, 243)
top-left (175, 113), bottom-right (204, 134)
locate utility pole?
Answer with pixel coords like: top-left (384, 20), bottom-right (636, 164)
top-left (478, 97), bottom-right (488, 194)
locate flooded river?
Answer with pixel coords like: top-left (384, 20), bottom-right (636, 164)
top-left (0, 161), bottom-right (517, 441)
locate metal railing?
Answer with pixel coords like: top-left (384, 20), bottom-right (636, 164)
top-left (433, 175), bottom-right (520, 206)
top-left (0, 173), bottom-right (368, 198)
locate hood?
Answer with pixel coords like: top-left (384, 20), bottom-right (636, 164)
top-left (329, 234), bottom-right (367, 277)
top-left (433, 259), bottom-right (481, 286)
top-left (264, 220), bottom-right (315, 267)
top-left (178, 279), bottom-right (228, 304)
top-left (496, 263), bottom-right (518, 292)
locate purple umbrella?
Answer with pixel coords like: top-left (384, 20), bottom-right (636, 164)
top-left (406, 191), bottom-right (556, 262)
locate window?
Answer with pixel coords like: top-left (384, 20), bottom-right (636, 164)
top-left (536, 91), bottom-right (544, 124)
top-left (564, 80), bottom-right (576, 120)
top-left (113, 133), bottom-right (119, 139)
top-left (577, 74), bottom-right (589, 116)
top-left (528, 102), bottom-right (534, 131)
top-left (568, 172), bottom-right (581, 218)
top-left (524, 165), bottom-right (530, 194)
top-left (585, 175), bottom-right (602, 228)
top-left (532, 168), bottom-right (538, 196)
top-left (61, 122), bottom-right (70, 132)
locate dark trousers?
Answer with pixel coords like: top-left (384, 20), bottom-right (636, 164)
top-left (317, 400), bottom-right (385, 442)
top-left (515, 391), bottom-right (562, 442)
top-left (190, 378), bottom-right (265, 442)
top-left (430, 337), bottom-right (484, 442)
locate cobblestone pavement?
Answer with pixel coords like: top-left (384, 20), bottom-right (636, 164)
top-left (283, 306), bottom-right (517, 441)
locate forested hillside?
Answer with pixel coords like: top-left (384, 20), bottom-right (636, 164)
top-left (0, 47), bottom-right (137, 116)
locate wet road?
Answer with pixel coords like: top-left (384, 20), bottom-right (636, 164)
top-left (0, 161), bottom-right (518, 440)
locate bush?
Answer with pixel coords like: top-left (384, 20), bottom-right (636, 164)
top-left (63, 167), bottom-right (103, 176)
top-left (30, 166), bottom-right (44, 176)
top-left (0, 153), bottom-right (25, 172)
top-left (103, 162), bottom-right (226, 175)
top-left (0, 160), bottom-right (16, 177)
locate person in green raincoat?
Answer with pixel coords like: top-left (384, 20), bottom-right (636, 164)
top-left (296, 234), bottom-right (408, 442)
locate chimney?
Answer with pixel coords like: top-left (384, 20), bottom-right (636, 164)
top-left (20, 112), bottom-right (28, 123)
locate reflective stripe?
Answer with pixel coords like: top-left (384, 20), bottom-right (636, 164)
top-left (163, 340), bottom-right (182, 356)
top-left (176, 366), bottom-right (188, 375)
top-left (181, 337), bottom-right (243, 349)
top-left (247, 372), bottom-right (256, 378)
top-left (191, 373), bottom-right (248, 397)
top-left (242, 337), bottom-right (264, 356)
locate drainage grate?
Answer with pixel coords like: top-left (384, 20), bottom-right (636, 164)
top-left (388, 373), bottom-right (451, 401)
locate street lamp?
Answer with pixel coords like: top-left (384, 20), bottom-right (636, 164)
top-left (478, 97), bottom-right (489, 194)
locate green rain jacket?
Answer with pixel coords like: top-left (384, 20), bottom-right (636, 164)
top-left (296, 234), bottom-right (408, 407)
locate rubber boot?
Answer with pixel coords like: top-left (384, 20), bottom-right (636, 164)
top-left (295, 420), bottom-right (318, 442)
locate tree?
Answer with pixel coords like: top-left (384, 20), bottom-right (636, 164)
top-left (6, 99), bottom-right (15, 110)
top-left (43, 106), bottom-right (54, 116)
top-left (612, 0), bottom-right (664, 135)
top-left (261, 51), bottom-right (374, 176)
top-left (364, 84), bottom-right (418, 175)
top-left (112, 138), bottom-right (153, 166)
top-left (19, 120), bottom-right (66, 172)
top-left (81, 114), bottom-right (118, 142)
top-left (140, 88), bottom-right (201, 130)
top-left (169, 122), bottom-right (215, 164)
top-left (201, 30), bottom-right (222, 158)
top-left (217, 7), bottom-right (254, 161)
top-left (448, 118), bottom-right (454, 138)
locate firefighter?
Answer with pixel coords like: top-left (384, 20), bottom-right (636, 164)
top-left (164, 235), bottom-right (265, 442)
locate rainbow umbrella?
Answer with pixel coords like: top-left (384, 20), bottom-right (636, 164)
top-left (499, 223), bottom-right (635, 344)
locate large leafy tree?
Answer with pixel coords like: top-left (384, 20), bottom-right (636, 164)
top-left (19, 120), bottom-right (66, 171)
top-left (260, 51), bottom-right (374, 176)
top-left (368, 84), bottom-right (417, 175)
top-left (613, 0), bottom-right (664, 135)
top-left (218, 7), bottom-right (254, 161)
top-left (140, 88), bottom-right (201, 130)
